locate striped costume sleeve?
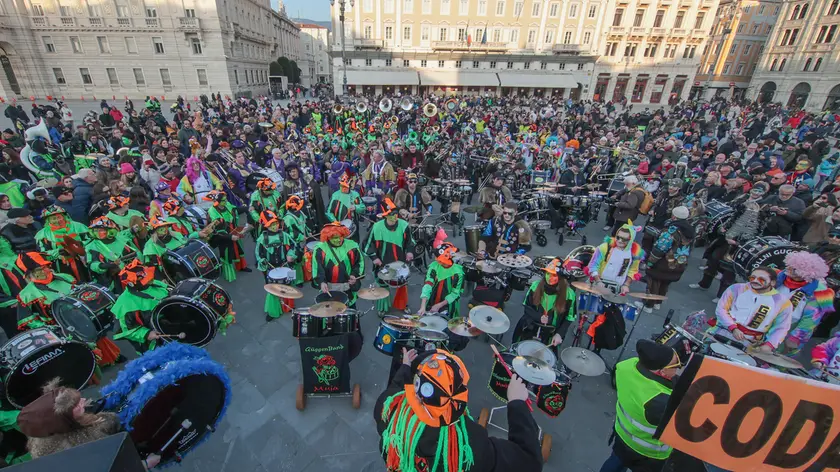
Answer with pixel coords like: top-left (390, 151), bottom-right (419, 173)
top-left (787, 286), bottom-right (835, 349)
top-left (812, 333), bottom-right (840, 365)
top-left (764, 298), bottom-right (793, 349)
top-left (584, 243), bottom-right (607, 277)
top-left (715, 284), bottom-right (741, 331)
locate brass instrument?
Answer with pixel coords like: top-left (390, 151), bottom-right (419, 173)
top-left (423, 103), bottom-right (437, 117)
top-left (445, 99), bottom-right (458, 112)
top-left (356, 101), bottom-right (368, 113)
top-left (399, 97), bottom-right (413, 111)
top-left (333, 104), bottom-right (344, 114)
top-left (390, 115), bottom-right (399, 124)
top-left (379, 98), bottom-right (393, 113)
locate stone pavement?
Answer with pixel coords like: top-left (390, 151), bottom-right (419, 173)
top-left (87, 201), bottom-right (730, 472)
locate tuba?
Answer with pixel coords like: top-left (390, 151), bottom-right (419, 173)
top-left (399, 97), bottom-right (413, 111)
top-left (356, 101), bottom-right (368, 114)
top-left (379, 98), bottom-right (393, 113)
top-left (423, 103), bottom-right (437, 117)
top-left (390, 115), bottom-right (399, 124)
top-left (333, 103), bottom-right (344, 114)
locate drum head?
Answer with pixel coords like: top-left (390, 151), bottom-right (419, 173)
top-left (153, 296), bottom-right (217, 347)
top-left (306, 241), bottom-right (319, 252)
top-left (6, 338), bottom-right (95, 408)
top-left (51, 298), bottom-right (100, 342)
top-left (416, 329), bottom-right (448, 342)
top-left (268, 267), bottom-right (295, 281)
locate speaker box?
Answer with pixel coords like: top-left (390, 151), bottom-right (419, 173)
top-left (7, 432), bottom-right (145, 472)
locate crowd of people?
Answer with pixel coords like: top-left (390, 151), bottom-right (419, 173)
top-left (0, 90), bottom-right (837, 471)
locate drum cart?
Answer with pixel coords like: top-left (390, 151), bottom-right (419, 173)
top-left (295, 333), bottom-right (362, 411)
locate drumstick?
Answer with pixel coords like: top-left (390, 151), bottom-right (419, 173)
top-left (158, 332), bottom-right (187, 339)
top-left (489, 344), bottom-right (533, 411)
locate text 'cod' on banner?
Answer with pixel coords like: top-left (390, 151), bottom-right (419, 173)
top-left (655, 355), bottom-right (840, 472)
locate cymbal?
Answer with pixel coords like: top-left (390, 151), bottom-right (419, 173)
top-left (358, 287), bottom-right (389, 300)
top-left (477, 260), bottom-right (504, 274)
top-left (561, 347), bottom-right (606, 377)
top-left (468, 305), bottom-right (510, 335)
top-left (511, 356), bottom-right (556, 385)
top-left (601, 292), bottom-right (631, 305)
top-left (384, 315), bottom-right (420, 329)
top-left (309, 301), bottom-right (347, 318)
top-left (463, 206), bottom-right (483, 214)
top-left (451, 179), bottom-right (470, 185)
top-left (589, 191), bottom-right (609, 196)
top-left (628, 292), bottom-right (668, 301)
top-left (749, 351), bottom-right (804, 369)
top-left (415, 328), bottom-right (449, 342)
top-left (264, 284), bottom-right (304, 299)
top-left (496, 253), bottom-right (533, 269)
top-left (571, 281), bottom-right (608, 295)
top-left (447, 317), bottom-right (481, 337)
top-left (418, 315), bottom-right (448, 331)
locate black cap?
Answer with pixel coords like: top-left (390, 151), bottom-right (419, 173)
top-left (636, 339), bottom-right (675, 370)
top-left (492, 171), bottom-right (504, 179)
top-left (2, 129), bottom-right (13, 134)
top-left (51, 185), bottom-right (72, 198)
top-left (7, 208), bottom-right (31, 219)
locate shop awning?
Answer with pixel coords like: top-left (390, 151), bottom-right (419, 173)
top-left (418, 71), bottom-right (500, 87)
top-left (497, 72), bottom-right (579, 89)
top-left (343, 70), bottom-right (419, 86)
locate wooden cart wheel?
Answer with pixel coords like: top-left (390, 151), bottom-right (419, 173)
top-left (295, 384), bottom-right (306, 411)
top-left (541, 433), bottom-right (552, 462)
top-left (352, 384), bottom-right (362, 409)
top-left (477, 408), bottom-right (490, 428)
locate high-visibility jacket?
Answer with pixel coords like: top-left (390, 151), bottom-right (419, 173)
top-left (614, 358), bottom-right (673, 460)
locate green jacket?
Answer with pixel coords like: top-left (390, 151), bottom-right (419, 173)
top-left (17, 272), bottom-right (75, 330)
top-left (85, 236), bottom-right (140, 274)
top-left (363, 219), bottom-right (414, 264)
top-left (327, 190), bottom-right (363, 222)
top-left (112, 281), bottom-right (169, 348)
top-left (142, 232), bottom-right (188, 264)
top-left (249, 190), bottom-right (283, 223)
top-left (523, 281), bottom-right (576, 325)
top-left (421, 261), bottom-right (464, 316)
top-left (255, 230), bottom-right (295, 272)
top-left (35, 222), bottom-right (90, 262)
top-left (106, 209), bottom-right (146, 230)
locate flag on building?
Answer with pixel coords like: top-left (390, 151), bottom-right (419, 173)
top-left (467, 34), bottom-right (472, 46)
top-left (481, 29), bottom-right (487, 44)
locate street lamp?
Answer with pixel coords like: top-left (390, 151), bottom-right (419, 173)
top-left (330, 0), bottom-right (354, 97)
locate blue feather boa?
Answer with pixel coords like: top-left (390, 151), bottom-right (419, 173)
top-left (100, 343), bottom-right (231, 467)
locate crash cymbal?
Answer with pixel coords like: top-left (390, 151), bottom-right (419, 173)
top-left (749, 351), bottom-right (804, 369)
top-left (384, 315), bottom-right (421, 329)
top-left (601, 292), bottom-right (631, 305)
top-left (628, 292), bottom-right (668, 301)
top-left (309, 301), bottom-right (347, 318)
top-left (497, 253), bottom-right (533, 269)
top-left (511, 356), bottom-right (557, 385)
top-left (358, 287), bottom-right (389, 301)
top-left (589, 191), bottom-right (609, 196)
top-left (463, 206), bottom-right (484, 214)
top-left (264, 284), bottom-right (304, 299)
top-left (468, 305), bottom-right (510, 335)
top-left (418, 315), bottom-right (448, 331)
top-left (561, 347), bottom-right (607, 377)
top-left (571, 281), bottom-right (608, 295)
top-left (447, 317), bottom-right (481, 337)
top-left (477, 260), bottom-right (504, 274)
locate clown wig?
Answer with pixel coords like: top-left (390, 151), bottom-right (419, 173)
top-left (320, 223), bottom-right (351, 242)
top-left (184, 156), bottom-right (206, 184)
top-left (784, 251), bottom-right (829, 281)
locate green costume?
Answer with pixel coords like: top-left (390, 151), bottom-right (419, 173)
top-left (165, 213), bottom-right (201, 239)
top-left (312, 239), bottom-right (365, 306)
top-left (327, 190), bottom-right (363, 222)
top-left (35, 220), bottom-right (90, 282)
top-left (420, 261), bottom-right (464, 318)
top-left (112, 281), bottom-right (169, 353)
top-left (249, 190), bottom-right (283, 223)
top-left (85, 235), bottom-right (140, 290)
top-left (208, 202), bottom-right (246, 282)
top-left (283, 210), bottom-right (308, 284)
top-left (363, 218), bottom-right (414, 313)
top-left (106, 209), bottom-right (146, 230)
top-left (255, 230), bottom-right (296, 319)
top-left (614, 358), bottom-right (674, 460)
top-left (16, 273), bottom-right (75, 330)
top-left (513, 280), bottom-right (576, 344)
top-left (142, 232), bottom-right (188, 265)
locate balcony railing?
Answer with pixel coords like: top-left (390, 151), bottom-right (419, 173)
top-left (116, 17), bottom-right (132, 26)
top-left (88, 17), bottom-right (104, 26)
top-left (59, 16), bottom-right (76, 26)
top-left (552, 44), bottom-right (583, 52)
top-left (31, 16), bottom-right (47, 27)
top-left (670, 28), bottom-right (687, 37)
top-left (144, 17), bottom-right (159, 27)
top-left (178, 17), bottom-right (199, 29)
top-left (354, 38), bottom-right (384, 49)
top-left (650, 27), bottom-right (667, 36)
top-left (609, 26), bottom-right (627, 35)
top-left (432, 40), bottom-right (508, 51)
top-left (631, 27), bottom-right (648, 35)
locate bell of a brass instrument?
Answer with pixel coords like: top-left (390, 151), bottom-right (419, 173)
top-left (445, 99), bottom-right (458, 112)
top-left (423, 103), bottom-right (437, 117)
top-left (390, 115), bottom-right (399, 124)
top-left (379, 98), bottom-right (393, 113)
top-left (399, 97), bottom-right (413, 111)
top-left (333, 104), bottom-right (344, 114)
top-left (356, 101), bottom-right (368, 113)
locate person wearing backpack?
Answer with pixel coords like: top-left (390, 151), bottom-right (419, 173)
top-left (639, 206), bottom-right (695, 314)
top-left (608, 176), bottom-right (648, 235)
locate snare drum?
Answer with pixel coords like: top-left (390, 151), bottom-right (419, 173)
top-left (707, 342), bottom-right (757, 367)
top-left (509, 269), bottom-right (533, 291)
top-left (292, 308), bottom-right (324, 338)
top-left (340, 219), bottom-right (357, 238)
top-left (379, 261), bottom-right (411, 287)
top-left (330, 308), bottom-right (360, 334)
top-left (152, 278), bottom-right (232, 347)
top-left (459, 255), bottom-right (481, 283)
top-left (653, 324), bottom-right (702, 363)
top-left (362, 196), bottom-right (378, 217)
top-left (703, 200), bottom-right (735, 237)
top-left (515, 340), bottom-right (558, 368)
top-left (183, 205), bottom-right (209, 228)
top-left (51, 284), bottom-right (116, 343)
top-left (413, 225), bottom-right (437, 244)
top-left (162, 239), bottom-right (221, 283)
top-left (438, 184), bottom-right (454, 200)
top-left (267, 267), bottom-right (296, 284)
top-left (411, 329), bottom-right (449, 351)
top-left (374, 317), bottom-right (414, 355)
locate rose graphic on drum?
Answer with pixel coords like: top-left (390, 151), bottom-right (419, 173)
top-left (313, 355), bottom-right (339, 385)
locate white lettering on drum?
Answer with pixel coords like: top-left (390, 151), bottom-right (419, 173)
top-left (21, 348), bottom-right (65, 375)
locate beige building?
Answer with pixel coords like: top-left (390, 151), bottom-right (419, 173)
top-left (0, 0), bottom-right (300, 100)
top-left (329, 0), bottom-right (598, 97)
top-left (749, 0), bottom-right (840, 111)
top-left (694, 0), bottom-right (781, 101)
top-left (300, 23), bottom-right (332, 85)
top-left (590, 0), bottom-right (720, 106)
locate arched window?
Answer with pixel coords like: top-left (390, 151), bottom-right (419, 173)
top-left (779, 58), bottom-right (787, 71)
top-left (804, 57), bottom-right (812, 71)
top-left (770, 58), bottom-right (778, 71)
top-left (800, 3), bottom-right (809, 18)
top-left (830, 0), bottom-right (839, 15)
top-left (815, 57), bottom-right (823, 71)
top-left (791, 4), bottom-right (801, 19)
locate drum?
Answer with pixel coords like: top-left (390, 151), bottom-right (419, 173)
top-left (315, 291), bottom-right (349, 304)
top-left (489, 352), bottom-right (520, 401)
top-left (411, 329), bottom-right (449, 351)
top-left (379, 261), bottom-right (411, 287)
top-left (413, 224), bottom-right (437, 244)
top-left (1, 328), bottom-right (96, 408)
top-left (246, 170), bottom-right (284, 191)
top-left (330, 308), bottom-right (359, 335)
top-left (100, 343), bottom-right (230, 466)
top-left (707, 342), bottom-right (757, 367)
top-left (51, 284), bottom-right (116, 343)
top-left (576, 292), bottom-right (603, 314)
top-left (152, 278), bottom-right (232, 347)
top-left (426, 183), bottom-right (441, 199)
top-left (509, 269), bottom-right (533, 291)
top-left (362, 196), bottom-right (378, 218)
top-left (162, 239), bottom-right (221, 283)
top-left (456, 185), bottom-right (473, 200)
top-left (183, 205), bottom-right (208, 228)
top-left (732, 236), bottom-right (799, 279)
top-left (438, 184), bottom-right (454, 200)
top-left (653, 324), bottom-right (703, 364)
top-left (374, 317), bottom-right (413, 355)
top-left (703, 200), bottom-right (735, 237)
top-left (562, 246), bottom-right (595, 278)
top-left (267, 267), bottom-right (296, 285)
top-left (340, 218), bottom-right (357, 238)
top-left (530, 220), bottom-right (552, 231)
top-left (292, 308), bottom-right (324, 338)
top-left (458, 255), bottom-right (481, 283)
top-left (464, 225), bottom-right (483, 255)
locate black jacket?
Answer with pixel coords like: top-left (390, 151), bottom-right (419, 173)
top-left (374, 365), bottom-right (543, 472)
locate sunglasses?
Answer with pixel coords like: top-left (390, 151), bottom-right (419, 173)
top-left (503, 211), bottom-right (516, 216)
top-left (407, 179), bottom-right (418, 183)
top-left (748, 275), bottom-right (770, 283)
top-left (616, 236), bottom-right (630, 242)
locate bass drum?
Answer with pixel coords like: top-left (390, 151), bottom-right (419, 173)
top-left (101, 343), bottom-right (230, 466)
top-left (162, 239), bottom-right (221, 283)
top-left (732, 236), bottom-right (799, 280)
top-left (562, 245), bottom-right (595, 279)
top-left (698, 200), bottom-right (735, 240)
top-left (183, 205), bottom-right (208, 229)
top-left (152, 278), bottom-right (232, 347)
top-left (1, 328), bottom-right (95, 408)
top-left (51, 283), bottom-right (116, 343)
top-left (246, 170), bottom-right (284, 192)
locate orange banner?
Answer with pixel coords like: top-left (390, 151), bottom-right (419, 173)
top-left (660, 356), bottom-right (840, 471)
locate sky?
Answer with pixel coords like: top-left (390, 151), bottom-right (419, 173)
top-left (272, 0), bottom-right (330, 21)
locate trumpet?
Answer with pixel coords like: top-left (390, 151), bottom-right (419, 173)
top-left (399, 97), bottom-right (413, 111)
top-left (423, 103), bottom-right (437, 117)
top-left (379, 98), bottom-right (393, 113)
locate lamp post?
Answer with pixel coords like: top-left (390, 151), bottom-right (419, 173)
top-left (330, 0), bottom-right (354, 97)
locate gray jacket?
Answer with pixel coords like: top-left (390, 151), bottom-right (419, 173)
top-left (613, 186), bottom-right (645, 223)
